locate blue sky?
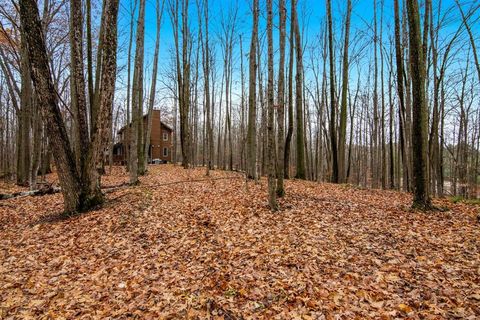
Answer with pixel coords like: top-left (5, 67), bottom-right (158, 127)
top-left (113, 0), bottom-right (480, 112)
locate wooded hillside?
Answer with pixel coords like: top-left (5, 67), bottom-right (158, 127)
top-left (0, 0), bottom-right (479, 317)
top-left (1, 166), bottom-right (479, 318)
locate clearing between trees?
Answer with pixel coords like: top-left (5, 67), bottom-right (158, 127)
top-left (0, 165), bottom-right (479, 319)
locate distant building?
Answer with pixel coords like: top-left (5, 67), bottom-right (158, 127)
top-left (113, 109), bottom-right (173, 164)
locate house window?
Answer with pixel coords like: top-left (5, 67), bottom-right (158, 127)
top-left (163, 132), bottom-right (168, 141)
top-left (163, 147), bottom-right (168, 157)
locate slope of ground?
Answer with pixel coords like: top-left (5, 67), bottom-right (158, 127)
top-left (0, 165), bottom-right (479, 319)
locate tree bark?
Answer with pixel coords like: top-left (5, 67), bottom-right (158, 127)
top-left (144, 0), bottom-right (165, 170)
top-left (19, 0), bottom-right (83, 212)
top-left (130, 0), bottom-right (146, 183)
top-left (337, 0), bottom-right (352, 183)
top-left (394, 0), bottom-right (409, 191)
top-left (284, 0), bottom-right (294, 179)
top-left (266, 0), bottom-right (277, 210)
top-left (246, 0), bottom-right (258, 179)
top-left (406, 0), bottom-right (431, 209)
top-left (293, 0), bottom-right (305, 180)
top-left (276, 0), bottom-right (286, 196)
top-left (327, 0), bottom-right (338, 183)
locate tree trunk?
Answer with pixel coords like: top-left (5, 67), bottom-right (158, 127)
top-left (337, 0), bottom-right (352, 183)
top-left (276, 0), bottom-right (286, 196)
top-left (17, 32), bottom-right (32, 186)
top-left (293, 0), bottom-right (305, 179)
top-left (246, 0), bottom-right (258, 179)
top-left (327, 0), bottom-right (338, 183)
top-left (144, 0), bottom-right (165, 170)
top-left (406, 0), bottom-right (431, 209)
top-left (394, 0), bottom-right (409, 191)
top-left (130, 0), bottom-right (146, 183)
top-left (266, 0), bottom-right (277, 210)
top-left (19, 0), bottom-right (83, 212)
top-left (86, 0), bottom-right (119, 201)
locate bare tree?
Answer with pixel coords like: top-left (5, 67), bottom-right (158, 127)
top-left (276, 0), bottom-right (286, 196)
top-left (337, 0), bottom-right (352, 183)
top-left (293, 0), bottom-right (305, 179)
top-left (170, 0), bottom-right (191, 169)
top-left (266, 0), bottom-right (277, 210)
top-left (246, 0), bottom-right (258, 179)
top-left (130, 0), bottom-right (146, 183)
top-left (19, 0), bottom-right (119, 212)
top-left (406, 0), bottom-right (431, 209)
top-left (144, 0), bottom-right (165, 170)
top-left (327, 0), bottom-right (337, 183)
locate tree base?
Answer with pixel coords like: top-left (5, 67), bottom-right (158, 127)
top-left (77, 191), bottom-right (104, 213)
top-left (276, 188), bottom-right (285, 198)
top-left (411, 200), bottom-right (447, 212)
top-left (129, 180), bottom-right (140, 186)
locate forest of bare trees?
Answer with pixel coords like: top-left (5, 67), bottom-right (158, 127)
top-left (0, 0), bottom-right (479, 212)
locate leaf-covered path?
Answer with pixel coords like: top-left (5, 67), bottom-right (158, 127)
top-left (1, 165), bottom-right (479, 319)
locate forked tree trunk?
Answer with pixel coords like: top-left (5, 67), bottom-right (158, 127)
top-left (19, 0), bottom-right (83, 212)
top-left (20, 0), bottom-right (119, 213)
top-left (86, 0), bottom-right (120, 202)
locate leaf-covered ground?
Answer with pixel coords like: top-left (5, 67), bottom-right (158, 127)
top-left (1, 165), bottom-right (479, 319)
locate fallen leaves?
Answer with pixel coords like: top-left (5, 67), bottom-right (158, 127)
top-left (0, 165), bottom-right (479, 319)
top-left (398, 303), bottom-right (413, 314)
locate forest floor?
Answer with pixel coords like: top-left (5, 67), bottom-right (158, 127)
top-left (0, 165), bottom-right (479, 319)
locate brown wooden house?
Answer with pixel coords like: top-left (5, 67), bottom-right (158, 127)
top-left (113, 110), bottom-right (173, 164)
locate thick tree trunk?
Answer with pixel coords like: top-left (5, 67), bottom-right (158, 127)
top-left (130, 0), bottom-right (146, 183)
top-left (70, 0), bottom-right (99, 203)
top-left (266, 0), bottom-right (277, 210)
top-left (86, 0), bottom-right (119, 202)
top-left (406, 0), bottom-right (431, 209)
top-left (293, 0), bottom-right (305, 180)
top-left (327, 0), bottom-right (338, 183)
top-left (19, 0), bottom-right (83, 212)
top-left (17, 34), bottom-right (32, 186)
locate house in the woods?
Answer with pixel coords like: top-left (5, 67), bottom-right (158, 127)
top-left (113, 109), bottom-right (173, 164)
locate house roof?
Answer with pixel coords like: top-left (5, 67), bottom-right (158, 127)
top-left (117, 110), bottom-right (173, 134)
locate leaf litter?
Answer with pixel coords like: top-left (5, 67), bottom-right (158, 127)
top-left (0, 165), bottom-right (479, 319)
